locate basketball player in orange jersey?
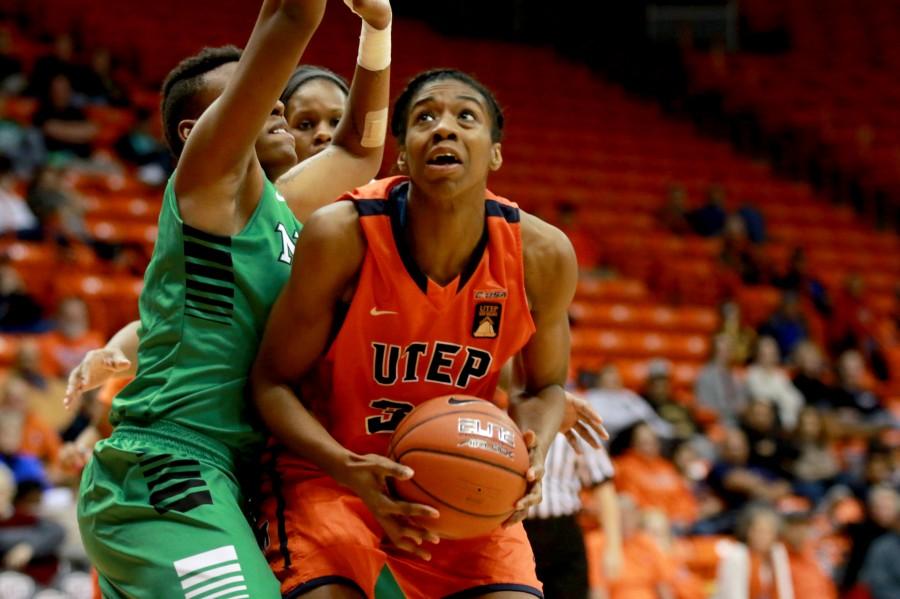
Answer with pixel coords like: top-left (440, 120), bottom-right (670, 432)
top-left (251, 68), bottom-right (578, 599)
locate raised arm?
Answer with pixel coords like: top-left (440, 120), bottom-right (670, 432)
top-left (175, 0), bottom-right (326, 233)
top-left (276, 0), bottom-right (392, 222)
top-left (506, 212), bottom-right (579, 524)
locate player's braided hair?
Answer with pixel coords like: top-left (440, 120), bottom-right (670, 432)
top-left (161, 45), bottom-right (242, 158)
top-left (279, 65), bottom-right (349, 107)
top-left (391, 69), bottom-right (504, 143)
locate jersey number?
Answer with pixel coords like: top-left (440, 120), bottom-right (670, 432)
top-left (365, 399), bottom-right (414, 434)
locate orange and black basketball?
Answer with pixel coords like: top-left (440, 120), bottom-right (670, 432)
top-left (388, 395), bottom-right (530, 540)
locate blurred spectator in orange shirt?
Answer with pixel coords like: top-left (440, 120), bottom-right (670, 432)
top-left (0, 374), bottom-right (60, 468)
top-left (588, 494), bottom-right (676, 599)
top-left (611, 422), bottom-right (699, 531)
top-left (38, 297), bottom-right (103, 379)
top-left (641, 510), bottom-right (706, 599)
top-left (781, 510), bottom-right (837, 599)
top-left (716, 504), bottom-right (794, 599)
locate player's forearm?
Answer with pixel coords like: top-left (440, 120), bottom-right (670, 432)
top-left (510, 384), bottom-right (566, 455)
top-left (333, 66), bottom-right (390, 160)
top-left (596, 480), bottom-right (622, 555)
top-left (252, 379), bottom-right (351, 478)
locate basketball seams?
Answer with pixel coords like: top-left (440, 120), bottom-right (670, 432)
top-left (404, 477), bottom-right (515, 520)
top-left (394, 447), bottom-right (528, 479)
top-left (388, 402), bottom-right (519, 457)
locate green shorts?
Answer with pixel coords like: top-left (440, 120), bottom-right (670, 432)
top-left (77, 421), bottom-right (280, 599)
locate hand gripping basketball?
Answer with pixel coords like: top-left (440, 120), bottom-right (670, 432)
top-left (339, 452), bottom-right (441, 560)
top-left (504, 430), bottom-right (544, 527)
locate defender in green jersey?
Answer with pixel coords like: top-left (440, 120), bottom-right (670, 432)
top-left (74, 1), bottom-right (393, 596)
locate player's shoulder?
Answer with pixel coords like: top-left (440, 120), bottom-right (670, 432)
top-left (519, 210), bottom-right (577, 272)
top-left (299, 200), bottom-right (365, 267)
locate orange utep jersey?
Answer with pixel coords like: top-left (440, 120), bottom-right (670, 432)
top-left (311, 176), bottom-right (535, 460)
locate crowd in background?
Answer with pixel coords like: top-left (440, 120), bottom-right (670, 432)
top-left (0, 12), bottom-right (897, 599)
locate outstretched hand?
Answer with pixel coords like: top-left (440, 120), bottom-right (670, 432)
top-left (561, 391), bottom-right (608, 453)
top-left (338, 452), bottom-right (440, 560)
top-left (344, 0), bottom-right (392, 30)
top-left (64, 348), bottom-right (131, 410)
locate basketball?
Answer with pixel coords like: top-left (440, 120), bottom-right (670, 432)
top-left (388, 395), bottom-right (530, 540)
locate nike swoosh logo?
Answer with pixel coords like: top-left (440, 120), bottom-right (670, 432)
top-left (370, 307), bottom-right (398, 316)
top-left (447, 397), bottom-right (482, 405)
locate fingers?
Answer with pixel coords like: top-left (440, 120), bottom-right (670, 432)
top-left (351, 454), bottom-right (413, 480)
top-left (382, 497), bottom-right (440, 520)
top-left (574, 421), bottom-right (605, 447)
top-left (104, 351), bottom-right (131, 371)
top-left (63, 367), bottom-right (86, 410)
top-left (382, 516), bottom-right (440, 561)
top-left (522, 429), bottom-right (537, 449)
top-left (565, 430), bottom-right (583, 454)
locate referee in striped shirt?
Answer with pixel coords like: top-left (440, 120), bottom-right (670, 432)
top-left (525, 433), bottom-right (618, 599)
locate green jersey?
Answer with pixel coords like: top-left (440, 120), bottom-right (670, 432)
top-left (111, 175), bottom-right (301, 458)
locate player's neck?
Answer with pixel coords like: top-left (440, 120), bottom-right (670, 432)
top-left (405, 184), bottom-right (486, 287)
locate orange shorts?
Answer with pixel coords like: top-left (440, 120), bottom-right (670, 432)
top-left (258, 474), bottom-right (542, 599)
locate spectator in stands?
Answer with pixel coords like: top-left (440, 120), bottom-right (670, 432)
top-left (0, 154), bottom-right (38, 237)
top-left (840, 485), bottom-right (899, 594)
top-left (0, 409), bottom-right (49, 489)
top-left (830, 349), bottom-right (887, 423)
top-left (0, 263), bottom-right (44, 333)
top-left (787, 407), bottom-right (840, 504)
top-left (759, 292), bottom-right (809, 359)
top-left (688, 184), bottom-right (727, 237)
top-left (0, 29), bottom-right (25, 94)
top-left (695, 333), bottom-right (747, 425)
top-left (830, 273), bottom-right (888, 381)
top-left (740, 399), bottom-right (793, 478)
top-left (715, 504), bottom-right (794, 599)
top-left (32, 74), bottom-right (98, 158)
top-left (704, 428), bottom-right (791, 532)
top-left (737, 201), bottom-right (765, 244)
top-left (0, 472), bottom-right (66, 591)
top-left (781, 509), bottom-right (837, 599)
top-left (718, 300), bottom-right (755, 365)
top-left (114, 108), bottom-right (171, 185)
top-left (588, 494), bottom-right (676, 599)
top-left (38, 297), bottom-right (103, 380)
top-left (25, 162), bottom-right (88, 244)
top-left (585, 364), bottom-right (673, 442)
top-left (720, 213), bottom-right (765, 285)
top-left (79, 48), bottom-right (128, 106)
top-left (642, 359), bottom-right (698, 442)
top-left (1, 463), bottom-right (64, 593)
top-left (640, 510), bottom-right (706, 599)
top-left (859, 515), bottom-right (900, 599)
top-left (0, 374), bottom-right (61, 468)
top-left (745, 336), bottom-right (804, 429)
top-left (610, 422), bottom-right (699, 531)
top-left (0, 101), bottom-right (46, 177)
top-left (658, 184), bottom-right (692, 235)
top-left (554, 202), bottom-right (599, 270)
top-left (26, 34), bottom-right (81, 100)
top-left (850, 440), bottom-right (897, 501)
top-left (790, 341), bottom-right (834, 408)
top-left (774, 248), bottom-right (830, 317)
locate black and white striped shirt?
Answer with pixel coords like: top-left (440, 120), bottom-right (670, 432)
top-left (528, 433), bottom-right (615, 520)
